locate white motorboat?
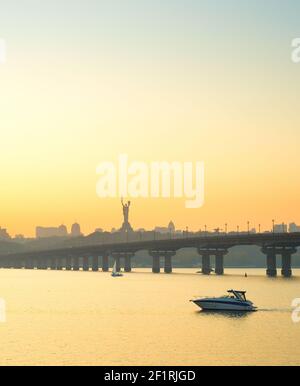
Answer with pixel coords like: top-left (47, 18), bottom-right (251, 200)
top-left (191, 290), bottom-right (257, 312)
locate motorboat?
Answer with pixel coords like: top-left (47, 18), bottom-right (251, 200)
top-left (191, 290), bottom-right (257, 312)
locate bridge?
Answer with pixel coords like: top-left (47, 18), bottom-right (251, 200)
top-left (0, 232), bottom-right (300, 277)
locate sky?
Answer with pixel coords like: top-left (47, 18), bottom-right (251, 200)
top-left (0, 0), bottom-right (300, 237)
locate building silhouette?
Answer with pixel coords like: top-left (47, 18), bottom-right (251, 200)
top-left (71, 223), bottom-right (82, 237)
top-left (0, 227), bottom-right (10, 240)
top-left (36, 225), bottom-right (68, 239)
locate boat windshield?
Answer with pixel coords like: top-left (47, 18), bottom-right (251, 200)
top-left (228, 291), bottom-right (247, 302)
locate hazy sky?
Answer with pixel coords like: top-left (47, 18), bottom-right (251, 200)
top-left (0, 0), bottom-right (300, 236)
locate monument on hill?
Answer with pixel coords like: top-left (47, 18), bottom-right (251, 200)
top-left (120, 198), bottom-right (133, 233)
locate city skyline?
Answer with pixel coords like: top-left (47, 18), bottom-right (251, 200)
top-left (1, 218), bottom-right (300, 240)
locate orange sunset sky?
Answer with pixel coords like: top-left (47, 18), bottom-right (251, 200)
top-left (0, 1), bottom-right (300, 237)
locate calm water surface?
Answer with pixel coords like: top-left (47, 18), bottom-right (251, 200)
top-left (0, 268), bottom-right (299, 366)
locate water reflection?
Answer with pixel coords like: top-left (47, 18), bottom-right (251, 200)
top-left (195, 310), bottom-right (253, 319)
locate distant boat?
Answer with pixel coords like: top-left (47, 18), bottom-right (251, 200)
top-left (111, 261), bottom-right (123, 277)
top-left (191, 290), bottom-right (257, 312)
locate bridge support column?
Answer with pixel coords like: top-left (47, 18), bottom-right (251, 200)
top-left (5, 258), bottom-right (12, 269)
top-left (215, 251), bottom-right (227, 275)
top-left (83, 256), bottom-right (89, 271)
top-left (125, 255), bottom-right (132, 273)
top-left (115, 256), bottom-right (121, 272)
top-left (66, 256), bottom-right (72, 271)
top-left (92, 256), bottom-right (99, 272)
top-left (37, 259), bottom-right (43, 270)
top-left (16, 259), bottom-right (23, 269)
top-left (56, 258), bottom-right (63, 270)
top-left (198, 250), bottom-right (211, 275)
top-left (73, 257), bottom-right (80, 271)
top-left (102, 256), bottom-right (109, 272)
top-left (50, 258), bottom-right (57, 270)
top-left (25, 258), bottom-right (34, 270)
top-left (151, 252), bottom-right (160, 274)
top-left (282, 252), bottom-right (292, 278)
top-left (262, 248), bottom-right (277, 277)
top-left (281, 248), bottom-right (296, 278)
top-left (41, 259), bottom-right (48, 270)
top-left (164, 252), bottom-right (175, 274)
top-left (203, 254), bottom-right (211, 275)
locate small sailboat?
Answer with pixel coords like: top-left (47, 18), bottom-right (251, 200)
top-left (111, 261), bottom-right (123, 277)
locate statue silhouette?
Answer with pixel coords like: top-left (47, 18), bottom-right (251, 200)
top-left (120, 198), bottom-right (133, 233)
top-left (122, 198), bottom-right (131, 224)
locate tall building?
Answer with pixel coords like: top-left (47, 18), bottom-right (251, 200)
top-left (289, 223), bottom-right (300, 233)
top-left (274, 224), bottom-right (288, 233)
top-left (168, 221), bottom-right (176, 233)
top-left (71, 223), bottom-right (82, 237)
top-left (155, 221), bottom-right (176, 234)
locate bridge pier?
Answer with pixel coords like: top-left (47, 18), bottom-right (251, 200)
top-left (202, 253), bottom-right (211, 275)
top-left (83, 256), bottom-right (90, 271)
top-left (263, 248), bottom-right (277, 277)
top-left (262, 247), bottom-right (297, 278)
top-left (5, 258), bottom-right (12, 269)
top-left (73, 256), bottom-right (80, 271)
top-left (282, 251), bottom-right (292, 278)
top-left (15, 258), bottom-right (23, 269)
top-left (198, 250), bottom-right (211, 275)
top-left (164, 252), bottom-right (174, 274)
top-left (102, 255), bottom-right (109, 272)
top-left (150, 251), bottom-right (175, 274)
top-left (57, 258), bottom-right (63, 270)
top-left (215, 250), bottom-right (228, 275)
top-left (267, 248), bottom-right (277, 277)
top-left (66, 256), bottom-right (72, 271)
top-left (125, 255), bottom-right (132, 273)
top-left (92, 256), bottom-right (99, 272)
top-left (25, 258), bottom-right (34, 270)
top-left (41, 259), bottom-right (48, 270)
top-left (50, 257), bottom-right (57, 270)
top-left (115, 256), bottom-right (121, 272)
top-left (31, 258), bottom-right (36, 269)
top-left (281, 248), bottom-right (296, 277)
top-left (151, 252), bottom-right (161, 273)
